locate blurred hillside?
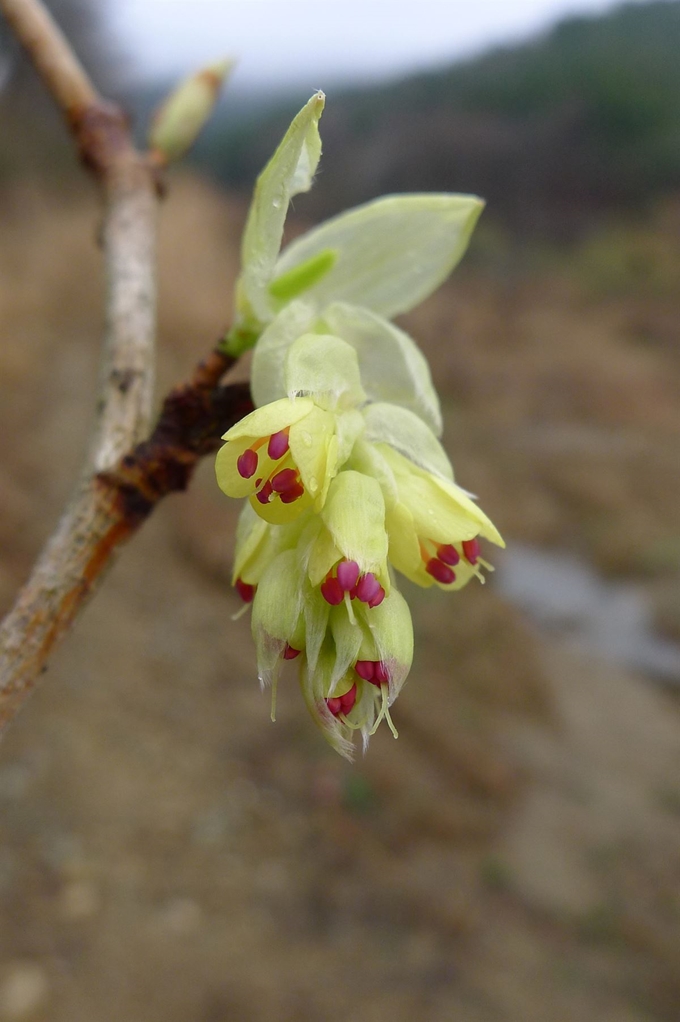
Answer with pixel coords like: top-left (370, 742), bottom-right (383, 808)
top-left (191, 0), bottom-right (680, 235)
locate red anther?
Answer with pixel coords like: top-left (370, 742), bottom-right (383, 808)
top-left (336, 559), bottom-right (360, 591)
top-left (267, 430), bottom-right (290, 460)
top-left (235, 577), bottom-right (255, 603)
top-left (279, 482), bottom-right (305, 504)
top-left (355, 660), bottom-right (375, 682)
top-left (321, 576), bottom-right (344, 605)
top-left (255, 480), bottom-right (273, 504)
top-left (462, 538), bottom-right (480, 565)
top-left (237, 448), bottom-right (258, 479)
top-left (349, 585), bottom-right (358, 600)
top-left (368, 586), bottom-right (385, 608)
top-left (271, 468), bottom-right (298, 492)
top-left (255, 478), bottom-right (263, 487)
top-left (339, 684), bottom-right (357, 714)
top-left (283, 644), bottom-right (301, 660)
top-left (374, 661), bottom-right (390, 685)
top-left (426, 558), bottom-right (456, 584)
top-left (326, 696), bottom-right (343, 717)
top-left (356, 572), bottom-right (381, 604)
top-left (438, 544), bottom-right (460, 566)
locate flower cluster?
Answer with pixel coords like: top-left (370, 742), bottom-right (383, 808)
top-left (216, 93), bottom-right (503, 758)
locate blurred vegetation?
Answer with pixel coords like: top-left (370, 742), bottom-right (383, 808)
top-left (191, 0), bottom-right (680, 236)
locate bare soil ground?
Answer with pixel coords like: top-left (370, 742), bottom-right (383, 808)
top-left (0, 176), bottom-right (679, 1021)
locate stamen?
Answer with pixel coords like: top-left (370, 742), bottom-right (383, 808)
top-left (426, 558), bottom-right (455, 584)
top-left (271, 468), bottom-right (298, 492)
top-left (270, 671), bottom-right (279, 722)
top-left (369, 683), bottom-right (398, 738)
top-left (356, 572), bottom-right (381, 604)
top-left (368, 586), bottom-right (385, 608)
top-left (462, 538), bottom-right (480, 565)
top-left (267, 429), bottom-right (290, 460)
top-left (279, 482), bottom-right (305, 504)
top-left (237, 448), bottom-right (258, 479)
top-left (355, 660), bottom-right (375, 682)
top-left (326, 696), bottom-right (342, 716)
top-left (419, 540), bottom-right (431, 564)
top-left (283, 644), bottom-right (301, 660)
top-left (255, 480), bottom-right (273, 504)
top-left (326, 682), bottom-right (357, 718)
top-left (344, 590), bottom-right (356, 626)
top-left (339, 683), bottom-right (357, 715)
top-left (321, 576), bottom-right (344, 606)
top-left (438, 544), bottom-right (460, 566)
top-left (235, 577), bottom-right (255, 602)
top-left (336, 560), bottom-right (360, 591)
top-left (374, 661), bottom-right (390, 685)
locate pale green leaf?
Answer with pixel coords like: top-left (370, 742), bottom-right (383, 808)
top-left (273, 193), bottom-right (484, 318)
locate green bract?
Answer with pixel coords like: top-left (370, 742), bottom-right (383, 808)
top-left (273, 192), bottom-right (484, 319)
top-left (236, 91), bottom-right (325, 327)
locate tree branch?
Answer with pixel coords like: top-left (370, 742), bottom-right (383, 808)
top-left (0, 0), bottom-right (250, 733)
top-left (0, 0), bottom-right (97, 119)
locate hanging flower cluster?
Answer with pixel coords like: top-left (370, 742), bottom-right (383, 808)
top-left (216, 92), bottom-right (503, 758)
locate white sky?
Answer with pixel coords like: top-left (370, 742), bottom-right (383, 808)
top-left (111, 0), bottom-right (629, 89)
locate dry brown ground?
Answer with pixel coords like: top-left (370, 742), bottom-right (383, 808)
top-left (0, 175), bottom-right (679, 1021)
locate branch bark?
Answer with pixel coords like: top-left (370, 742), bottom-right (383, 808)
top-left (0, 0), bottom-right (249, 733)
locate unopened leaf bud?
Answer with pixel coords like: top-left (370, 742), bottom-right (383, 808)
top-left (149, 58), bottom-right (233, 164)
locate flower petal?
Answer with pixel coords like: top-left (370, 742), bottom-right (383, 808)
top-left (361, 588), bottom-right (413, 699)
top-left (307, 525), bottom-right (341, 588)
top-left (300, 650), bottom-right (354, 760)
top-left (363, 404), bottom-right (453, 481)
top-left (346, 438), bottom-right (398, 508)
top-left (273, 193), bottom-right (484, 318)
top-left (289, 404), bottom-right (338, 510)
top-left (250, 301), bottom-right (316, 408)
top-left (284, 332), bottom-right (366, 410)
top-left (321, 471), bottom-right (388, 572)
top-left (383, 445), bottom-right (503, 547)
top-left (329, 606), bottom-right (364, 690)
top-left (252, 549), bottom-right (304, 679)
top-left (323, 302), bottom-right (442, 435)
top-left (237, 92), bottom-right (325, 324)
top-left (385, 503), bottom-right (424, 585)
top-left (215, 435), bottom-right (262, 499)
top-left (302, 587), bottom-right (331, 674)
top-left (222, 396), bottom-right (314, 442)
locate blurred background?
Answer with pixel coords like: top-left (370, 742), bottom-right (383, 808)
top-left (1, 1), bottom-right (679, 1019)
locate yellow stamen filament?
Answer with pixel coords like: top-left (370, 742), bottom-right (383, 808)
top-left (369, 684), bottom-right (399, 739)
top-left (344, 590), bottom-right (356, 625)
